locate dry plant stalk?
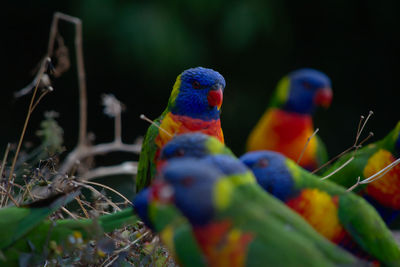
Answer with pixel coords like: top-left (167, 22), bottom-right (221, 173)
top-left (16, 12), bottom-right (143, 199)
top-left (297, 128), bottom-right (319, 164)
top-left (347, 157), bottom-right (400, 191)
top-left (317, 111), bottom-right (374, 180)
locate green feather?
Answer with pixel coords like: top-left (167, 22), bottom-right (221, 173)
top-left (1, 208), bottom-right (138, 265)
top-left (0, 191), bottom-right (80, 250)
top-left (219, 171), bottom-right (360, 265)
top-left (136, 119), bottom-right (162, 192)
top-left (287, 159), bottom-right (400, 265)
top-left (213, 175), bottom-right (361, 267)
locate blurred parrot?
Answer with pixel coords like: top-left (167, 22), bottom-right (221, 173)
top-left (136, 67), bottom-right (226, 192)
top-left (323, 121), bottom-right (400, 227)
top-left (0, 192), bottom-right (138, 265)
top-left (157, 132), bottom-right (235, 169)
top-left (152, 158), bottom-right (363, 267)
top-left (133, 133), bottom-right (234, 267)
top-left (241, 150), bottom-right (400, 265)
top-left (246, 68), bottom-right (332, 171)
top-left (134, 187), bottom-right (207, 267)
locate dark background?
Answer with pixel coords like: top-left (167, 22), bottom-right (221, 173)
top-left (1, 0), bottom-right (399, 161)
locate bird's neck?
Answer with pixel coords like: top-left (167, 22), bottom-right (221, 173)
top-left (248, 108), bottom-right (317, 168)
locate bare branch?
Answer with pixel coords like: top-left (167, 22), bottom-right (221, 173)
top-left (81, 161), bottom-right (137, 181)
top-left (57, 142), bottom-right (140, 178)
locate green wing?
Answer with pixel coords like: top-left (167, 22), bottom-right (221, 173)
top-left (0, 191), bottom-right (80, 250)
top-left (234, 182), bottom-right (358, 265)
top-left (338, 194), bottom-right (400, 265)
top-left (136, 121), bottom-right (160, 193)
top-left (149, 202), bottom-right (206, 267)
top-left (220, 188), bottom-right (359, 267)
top-left (1, 208), bottom-right (138, 265)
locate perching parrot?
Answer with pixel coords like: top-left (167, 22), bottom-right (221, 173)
top-left (0, 192), bottom-right (138, 265)
top-left (246, 68), bottom-right (332, 171)
top-left (241, 150), bottom-right (400, 265)
top-left (133, 133), bottom-right (234, 267)
top-left (323, 121), bottom-right (400, 228)
top-left (152, 158), bottom-right (363, 267)
top-left (136, 67), bottom-right (226, 192)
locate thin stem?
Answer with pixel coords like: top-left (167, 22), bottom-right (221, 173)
top-left (72, 181), bottom-right (121, 211)
top-left (75, 195), bottom-right (90, 218)
top-left (140, 114), bottom-right (172, 137)
top-left (297, 128), bottom-right (319, 164)
top-left (347, 177), bottom-right (361, 192)
top-left (6, 57), bottom-right (50, 207)
top-left (347, 158), bottom-right (400, 191)
top-left (360, 158), bottom-right (400, 184)
top-left (50, 12), bottom-right (87, 148)
top-left (81, 180), bottom-right (132, 205)
top-left (0, 143), bottom-right (11, 178)
top-left (320, 156), bottom-right (354, 180)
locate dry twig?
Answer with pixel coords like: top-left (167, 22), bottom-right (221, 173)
top-left (347, 158), bottom-right (400, 191)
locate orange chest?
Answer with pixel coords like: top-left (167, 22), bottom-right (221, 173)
top-left (194, 220), bottom-right (253, 267)
top-left (248, 109), bottom-right (317, 167)
top-left (155, 112), bottom-right (224, 149)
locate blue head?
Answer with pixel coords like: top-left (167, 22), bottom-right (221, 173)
top-left (133, 188), bottom-right (154, 230)
top-left (160, 133), bottom-right (213, 160)
top-left (272, 68), bottom-right (332, 115)
top-left (169, 67), bottom-right (226, 120)
top-left (158, 158), bottom-right (222, 226)
top-left (240, 151), bottom-right (295, 201)
top-left (201, 154), bottom-right (248, 176)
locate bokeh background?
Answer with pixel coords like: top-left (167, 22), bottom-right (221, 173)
top-left (1, 0), bottom-right (399, 163)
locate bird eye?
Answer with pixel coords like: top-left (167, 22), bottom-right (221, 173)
top-left (302, 81), bottom-right (312, 90)
top-left (181, 176), bottom-right (194, 187)
top-left (175, 149), bottom-right (185, 157)
top-left (192, 81), bottom-right (201, 89)
top-left (257, 158), bottom-right (269, 168)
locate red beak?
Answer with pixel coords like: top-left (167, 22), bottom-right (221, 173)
top-left (207, 88), bottom-right (223, 109)
top-left (314, 88), bottom-right (332, 108)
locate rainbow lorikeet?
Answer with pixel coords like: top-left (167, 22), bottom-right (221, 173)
top-left (136, 67), bottom-right (226, 192)
top-left (0, 193), bottom-right (138, 265)
top-left (133, 133), bottom-right (234, 267)
top-left (134, 188), bottom-right (207, 267)
top-left (152, 158), bottom-right (362, 267)
top-left (241, 150), bottom-right (400, 265)
top-left (246, 68), bottom-right (332, 171)
top-left (157, 132), bottom-right (235, 169)
top-left (323, 121), bottom-right (400, 228)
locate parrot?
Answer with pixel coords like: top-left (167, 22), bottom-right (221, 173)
top-left (246, 68), bottom-right (332, 171)
top-left (323, 121), bottom-right (400, 228)
top-left (136, 67), bottom-right (226, 192)
top-left (0, 192), bottom-right (138, 265)
top-left (157, 132), bottom-right (235, 169)
top-left (151, 158), bottom-right (364, 267)
top-left (133, 132), bottom-right (235, 267)
top-left (240, 150), bottom-right (400, 265)
top-left (134, 187), bottom-right (207, 267)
